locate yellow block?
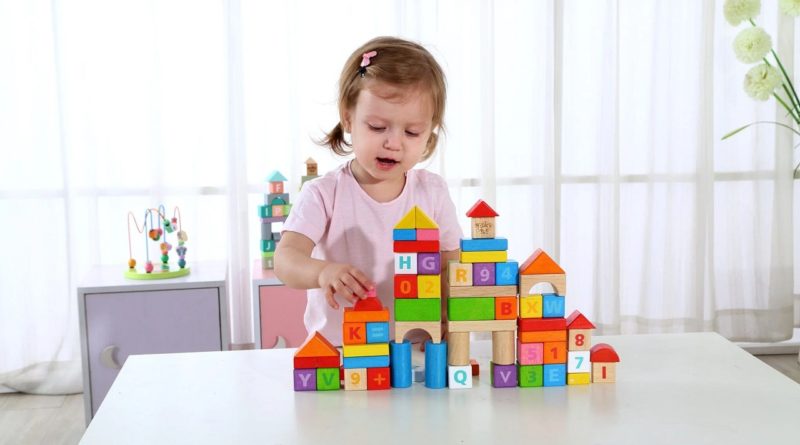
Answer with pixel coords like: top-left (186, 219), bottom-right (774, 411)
top-left (460, 250), bottom-right (508, 263)
top-left (417, 274), bottom-right (441, 298)
top-left (415, 206), bottom-right (438, 229)
top-left (343, 343), bottom-right (390, 357)
top-left (567, 373), bottom-right (591, 385)
top-left (448, 261), bottom-right (473, 287)
top-left (394, 208), bottom-right (415, 229)
top-left (519, 295), bottom-right (543, 318)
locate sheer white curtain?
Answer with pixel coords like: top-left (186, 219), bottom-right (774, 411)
top-left (0, 0), bottom-right (795, 395)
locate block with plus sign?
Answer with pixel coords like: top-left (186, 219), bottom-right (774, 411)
top-left (367, 367), bottom-right (391, 390)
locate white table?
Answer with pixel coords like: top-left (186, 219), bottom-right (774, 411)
top-left (79, 333), bottom-right (800, 444)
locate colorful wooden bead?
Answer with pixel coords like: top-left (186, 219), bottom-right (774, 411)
top-left (145, 261), bottom-right (154, 273)
top-left (128, 258), bottom-right (136, 269)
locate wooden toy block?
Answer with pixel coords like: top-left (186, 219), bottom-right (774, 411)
top-left (568, 351), bottom-right (591, 373)
top-left (543, 364), bottom-right (566, 386)
top-left (394, 321), bottom-right (442, 343)
top-left (460, 250), bottom-right (507, 263)
top-left (295, 331), bottom-right (340, 358)
top-left (448, 261), bottom-right (473, 287)
top-left (273, 231), bottom-right (282, 242)
top-left (543, 342), bottom-right (567, 364)
top-left (566, 310), bottom-right (596, 329)
top-left (265, 192), bottom-right (289, 204)
top-left (447, 331), bottom-right (470, 366)
top-left (261, 216), bottom-right (287, 224)
top-left (394, 208), bottom-right (415, 229)
top-left (417, 274), bottom-right (441, 298)
top-left (519, 295), bottom-right (543, 318)
top-left (343, 343), bottom-right (390, 358)
top-left (424, 341), bottom-right (448, 389)
top-left (261, 257), bottom-right (274, 270)
top-left (293, 355), bottom-right (341, 369)
top-left (517, 341), bottom-right (544, 365)
top-left (448, 365), bottom-right (473, 389)
top-left (269, 182), bottom-right (284, 194)
top-left (519, 330), bottom-right (567, 343)
top-left (567, 372), bottom-right (591, 385)
top-left (495, 261), bottom-right (519, 286)
top-left (449, 285), bottom-right (517, 298)
top-left (472, 263), bottom-right (496, 286)
top-left (490, 362), bottom-right (518, 388)
top-left (354, 291), bottom-right (381, 309)
top-left (568, 329), bottom-right (593, 351)
top-left (417, 252), bottom-right (441, 275)
top-left (343, 308), bottom-right (390, 323)
top-left (342, 355), bottom-right (390, 369)
top-left (470, 217), bottom-right (496, 239)
top-left (413, 365), bottom-right (425, 382)
top-left (394, 298), bottom-right (441, 321)
top-left (447, 319), bottom-right (516, 333)
top-left (520, 249), bottom-right (564, 275)
top-left (366, 322), bottom-right (390, 343)
top-left (491, 331), bottom-right (516, 365)
top-left (394, 274), bottom-right (417, 298)
top-left (520, 274), bottom-right (566, 296)
top-left (414, 206), bottom-right (439, 229)
top-left (367, 367), bottom-right (391, 390)
top-left (460, 237), bottom-right (508, 252)
top-left (393, 229), bottom-right (416, 241)
top-left (518, 364), bottom-right (544, 387)
top-left (466, 199), bottom-right (499, 218)
top-left (542, 294), bottom-right (566, 318)
top-left (470, 359), bottom-right (480, 376)
top-left (448, 297), bottom-right (494, 321)
top-left (394, 253), bottom-right (417, 275)
top-left (394, 240), bottom-right (440, 253)
top-left (272, 205), bottom-right (285, 217)
top-left (305, 157), bottom-right (318, 176)
top-left (495, 296), bottom-right (517, 320)
top-left (261, 251), bottom-right (275, 260)
top-left (344, 368), bottom-right (367, 391)
top-left (316, 367), bottom-right (340, 391)
top-left (261, 239), bottom-right (275, 252)
top-left (258, 204), bottom-right (271, 218)
top-left (590, 343), bottom-right (620, 362)
top-left (294, 369), bottom-right (316, 391)
top-left (517, 317), bottom-right (567, 332)
top-left (342, 322), bottom-right (367, 345)
top-left (390, 341), bottom-right (412, 388)
top-left (416, 229), bottom-right (439, 241)
top-left (592, 362), bottom-right (617, 383)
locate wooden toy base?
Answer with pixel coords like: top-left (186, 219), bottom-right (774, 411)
top-left (124, 267), bottom-right (191, 280)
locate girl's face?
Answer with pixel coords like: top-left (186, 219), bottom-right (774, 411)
top-left (344, 82), bottom-right (434, 185)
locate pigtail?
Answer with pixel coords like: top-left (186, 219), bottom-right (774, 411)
top-left (318, 122), bottom-right (352, 156)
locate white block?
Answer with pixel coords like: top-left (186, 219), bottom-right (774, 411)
top-left (394, 253), bottom-right (417, 275)
top-left (568, 351), bottom-right (591, 373)
top-left (448, 365), bottom-right (473, 389)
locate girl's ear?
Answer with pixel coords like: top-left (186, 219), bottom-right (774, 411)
top-left (341, 110), bottom-right (352, 133)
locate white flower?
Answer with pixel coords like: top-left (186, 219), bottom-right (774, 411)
top-left (733, 27), bottom-right (772, 64)
top-left (743, 64), bottom-right (782, 100)
top-left (724, 0), bottom-right (761, 26)
top-left (780, 0), bottom-right (800, 16)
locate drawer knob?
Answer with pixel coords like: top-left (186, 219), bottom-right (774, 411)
top-left (100, 345), bottom-right (122, 370)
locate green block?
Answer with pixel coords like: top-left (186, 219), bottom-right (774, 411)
top-left (261, 251), bottom-right (275, 258)
top-left (284, 204), bottom-right (292, 215)
top-left (261, 239), bottom-right (276, 252)
top-left (258, 204), bottom-right (271, 218)
top-left (518, 364), bottom-right (543, 387)
top-left (316, 367), bottom-right (340, 391)
top-left (447, 297), bottom-right (494, 321)
top-left (395, 298), bottom-right (441, 321)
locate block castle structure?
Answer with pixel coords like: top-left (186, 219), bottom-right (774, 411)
top-left (342, 291), bottom-right (392, 391)
top-left (293, 332), bottom-right (341, 391)
top-left (448, 200), bottom-right (519, 388)
top-left (258, 171), bottom-right (292, 269)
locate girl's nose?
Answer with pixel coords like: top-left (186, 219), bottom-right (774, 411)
top-left (383, 130), bottom-right (402, 150)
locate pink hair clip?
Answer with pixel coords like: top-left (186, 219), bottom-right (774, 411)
top-left (359, 50), bottom-right (377, 77)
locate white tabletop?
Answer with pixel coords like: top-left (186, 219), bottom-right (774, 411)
top-left (79, 332), bottom-right (800, 445)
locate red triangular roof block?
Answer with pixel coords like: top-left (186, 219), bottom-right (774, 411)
top-left (520, 249), bottom-right (565, 275)
top-left (466, 199), bottom-right (499, 218)
top-left (590, 343), bottom-right (619, 362)
top-left (294, 331), bottom-right (340, 358)
top-left (566, 310), bottom-right (596, 329)
top-left (354, 293), bottom-right (383, 311)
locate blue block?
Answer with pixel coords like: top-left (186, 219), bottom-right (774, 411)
top-left (495, 261), bottom-right (519, 285)
top-left (393, 229), bottom-right (416, 241)
top-left (343, 355), bottom-right (390, 369)
top-left (543, 364), bottom-right (566, 386)
top-left (460, 237), bottom-right (508, 252)
top-left (366, 322), bottom-right (390, 343)
top-left (543, 294), bottom-right (566, 318)
top-left (424, 340), bottom-right (448, 389)
top-left (390, 341), bottom-right (412, 388)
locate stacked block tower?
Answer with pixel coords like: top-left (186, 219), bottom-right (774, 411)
top-left (258, 171), bottom-right (291, 269)
top-left (391, 206), bottom-right (448, 389)
top-left (342, 292), bottom-right (391, 391)
top-left (447, 200), bottom-right (520, 389)
top-left (293, 332), bottom-right (341, 391)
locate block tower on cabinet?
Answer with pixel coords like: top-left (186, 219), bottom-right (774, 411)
top-left (258, 171), bottom-right (291, 269)
top-left (293, 332), bottom-right (341, 391)
top-left (448, 200), bottom-right (519, 389)
top-left (391, 206), bottom-right (448, 389)
top-left (341, 292), bottom-right (392, 391)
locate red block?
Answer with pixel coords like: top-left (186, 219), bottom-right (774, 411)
top-left (518, 317), bottom-right (566, 332)
top-left (470, 358), bottom-right (480, 376)
top-left (394, 275), bottom-right (417, 298)
top-left (367, 367), bottom-right (391, 390)
top-left (294, 355), bottom-right (340, 369)
top-left (393, 240), bottom-right (440, 253)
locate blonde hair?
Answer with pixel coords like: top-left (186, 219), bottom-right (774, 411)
top-left (320, 36), bottom-right (446, 161)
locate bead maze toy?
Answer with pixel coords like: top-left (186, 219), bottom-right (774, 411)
top-left (125, 205), bottom-right (189, 279)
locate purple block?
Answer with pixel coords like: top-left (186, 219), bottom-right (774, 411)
top-left (417, 253), bottom-right (440, 275)
top-left (473, 263), bottom-right (496, 286)
top-left (294, 369), bottom-right (316, 391)
top-left (491, 362), bottom-right (518, 388)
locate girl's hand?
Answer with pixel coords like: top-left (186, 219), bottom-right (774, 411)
top-left (318, 263), bottom-right (375, 310)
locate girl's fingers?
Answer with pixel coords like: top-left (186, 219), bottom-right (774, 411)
top-left (341, 274), bottom-right (367, 299)
top-left (350, 268), bottom-right (375, 291)
top-left (325, 287), bottom-right (339, 310)
top-left (333, 280), bottom-right (357, 303)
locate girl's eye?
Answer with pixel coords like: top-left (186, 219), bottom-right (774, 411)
top-left (405, 131), bottom-right (419, 137)
top-left (368, 124), bottom-right (385, 131)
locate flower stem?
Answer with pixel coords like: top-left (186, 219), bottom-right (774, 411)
top-left (772, 91), bottom-right (799, 122)
top-left (770, 49), bottom-right (800, 123)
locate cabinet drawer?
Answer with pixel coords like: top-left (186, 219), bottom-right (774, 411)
top-left (259, 286), bottom-right (307, 348)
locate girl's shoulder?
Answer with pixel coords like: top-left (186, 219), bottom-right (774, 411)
top-left (408, 168), bottom-right (449, 191)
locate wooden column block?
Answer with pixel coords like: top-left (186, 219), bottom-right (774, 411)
top-left (592, 362), bottom-right (617, 383)
top-left (447, 331), bottom-right (470, 366)
top-left (492, 331), bottom-right (516, 365)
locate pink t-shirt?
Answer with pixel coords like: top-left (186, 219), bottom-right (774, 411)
top-left (283, 160), bottom-right (462, 345)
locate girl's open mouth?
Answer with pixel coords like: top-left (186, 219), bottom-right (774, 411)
top-left (376, 157), bottom-right (399, 170)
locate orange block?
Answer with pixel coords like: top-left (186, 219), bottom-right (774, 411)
top-left (343, 308), bottom-right (390, 323)
top-left (543, 341), bottom-right (567, 364)
top-left (520, 249), bottom-right (565, 275)
top-left (342, 322), bottom-right (366, 345)
top-left (294, 331), bottom-right (339, 358)
top-left (519, 330), bottom-right (567, 343)
top-left (494, 297), bottom-right (518, 320)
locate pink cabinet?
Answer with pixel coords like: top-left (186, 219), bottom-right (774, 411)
top-left (252, 262), bottom-right (308, 348)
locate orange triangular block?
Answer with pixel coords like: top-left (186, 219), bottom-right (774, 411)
top-left (414, 206), bottom-right (438, 229)
top-left (520, 249), bottom-right (564, 275)
top-left (395, 208), bottom-right (416, 229)
top-left (466, 199), bottom-right (499, 218)
top-left (294, 331), bottom-right (339, 358)
top-left (566, 310), bottom-right (596, 329)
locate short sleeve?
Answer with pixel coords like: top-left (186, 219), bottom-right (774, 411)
top-left (282, 179), bottom-right (329, 245)
top-left (432, 175), bottom-right (463, 251)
